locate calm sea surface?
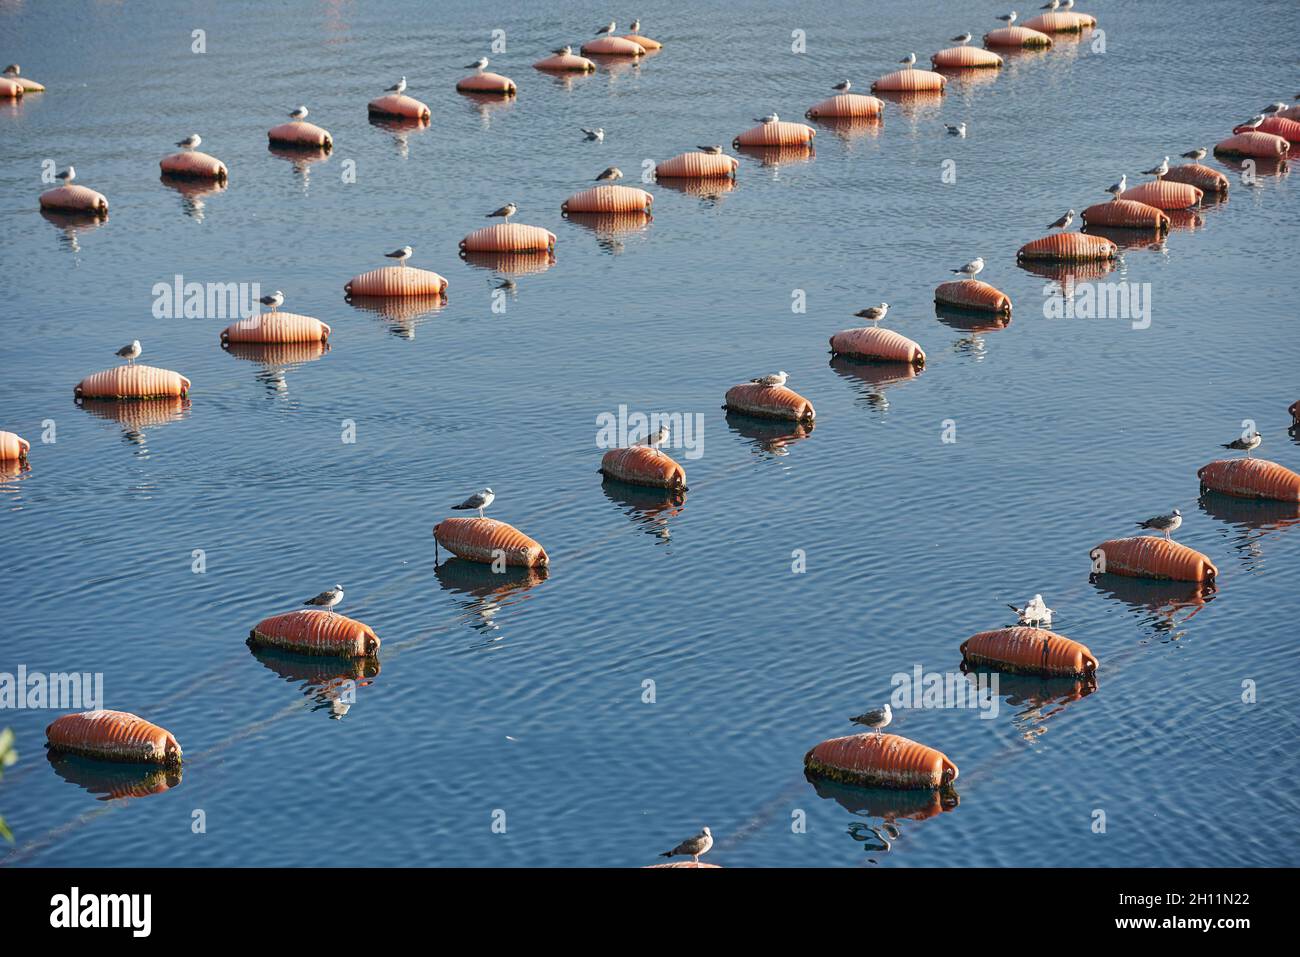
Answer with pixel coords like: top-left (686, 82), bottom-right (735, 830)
top-left (1, 0), bottom-right (1297, 867)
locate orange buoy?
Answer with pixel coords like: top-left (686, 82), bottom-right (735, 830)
top-left (1017, 232), bottom-right (1118, 262)
top-left (368, 93), bottom-right (431, 121)
top-left (46, 710), bottom-right (182, 767)
top-left (1238, 116), bottom-right (1300, 143)
top-left (1090, 537), bottom-right (1217, 583)
top-left (622, 34), bottom-right (662, 50)
top-left (1197, 458), bottom-right (1300, 502)
top-left (460, 223), bottom-right (556, 254)
top-left (1215, 131), bottom-right (1289, 158)
top-left (220, 311), bottom-right (331, 345)
top-left (655, 151), bottom-right (739, 178)
top-left (159, 150), bottom-right (228, 181)
top-left (1, 67), bottom-right (42, 92)
top-left (248, 609), bottom-right (380, 657)
top-left (533, 52), bottom-right (596, 72)
top-left (1020, 11), bottom-right (1095, 32)
top-left (1161, 163), bottom-right (1229, 196)
top-left (931, 46), bottom-right (1003, 69)
top-left (960, 626), bottom-right (1098, 678)
top-left (345, 265), bottom-right (448, 297)
top-left (75, 365), bottom-right (191, 401)
top-left (433, 516), bottom-right (549, 568)
top-left (805, 93), bottom-right (885, 118)
top-left (1080, 200), bottom-right (1170, 231)
top-left (934, 279), bottom-right (1012, 314)
top-left (0, 430), bottom-right (30, 461)
top-left (268, 120), bottom-right (333, 150)
top-left (581, 36), bottom-right (645, 56)
top-left (804, 733), bottom-right (958, 790)
top-left (0, 77), bottom-right (21, 98)
top-left (723, 383), bottom-right (815, 422)
top-left (829, 327), bottom-right (926, 366)
top-left (562, 184), bottom-right (654, 214)
top-left (983, 26), bottom-right (1053, 47)
top-left (456, 71), bottom-right (516, 95)
top-left (872, 68), bottom-right (946, 92)
top-left (732, 120), bottom-right (816, 148)
top-left (39, 184), bottom-right (109, 217)
top-left (600, 446), bottom-right (687, 491)
top-left (1118, 181), bottom-right (1203, 210)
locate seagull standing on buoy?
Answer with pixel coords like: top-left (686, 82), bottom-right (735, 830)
top-left (552, 45), bottom-right (573, 57)
top-left (1260, 101), bottom-right (1287, 115)
top-left (854, 303), bottom-right (889, 323)
top-left (116, 340), bottom-right (142, 365)
top-left (1181, 147), bottom-right (1207, 162)
top-left (260, 290), bottom-right (284, 312)
top-left (595, 20), bottom-right (617, 36)
top-left (951, 32), bottom-right (973, 45)
top-left (850, 703), bottom-right (893, 735)
top-left (1222, 431), bottom-right (1262, 457)
top-left (750, 371), bottom-right (788, 388)
top-left (754, 112), bottom-right (779, 125)
top-left (638, 424), bottom-right (670, 454)
top-left (595, 166), bottom-right (623, 182)
top-left (385, 75), bottom-right (407, 95)
top-left (55, 165), bottom-right (76, 184)
top-left (486, 202), bottom-right (518, 220)
top-left (303, 584), bottom-right (344, 617)
top-left (659, 827), bottom-right (713, 864)
top-left (1041, 0), bottom-right (1060, 9)
top-left (581, 127), bottom-right (605, 141)
top-left (176, 134), bottom-right (202, 150)
top-left (289, 106), bottom-right (309, 120)
top-left (697, 145), bottom-right (724, 154)
top-left (1105, 174), bottom-right (1127, 199)
top-left (900, 52), bottom-right (916, 68)
top-left (452, 488), bottom-right (495, 519)
top-left (945, 122), bottom-right (967, 137)
top-left (385, 245), bottom-right (413, 267)
top-left (1047, 209), bottom-right (1075, 230)
top-left (832, 80), bottom-right (852, 93)
top-left (1239, 114), bottom-right (1265, 130)
top-left (1141, 156), bottom-right (1170, 179)
top-left (951, 257), bottom-right (985, 278)
top-left (996, 10), bottom-right (1018, 27)
top-left (1008, 594), bottom-right (1054, 626)
top-left (1136, 508), bottom-right (1182, 540)
top-left (1060, 0), bottom-right (1075, 8)
top-left (464, 57), bottom-right (489, 73)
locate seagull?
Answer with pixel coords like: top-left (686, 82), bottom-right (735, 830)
top-left (2, 64), bottom-right (18, 76)
top-left (486, 202), bottom-right (518, 220)
top-left (1260, 101), bottom-right (1287, 115)
top-left (630, 19), bottom-right (641, 33)
top-left (552, 45), bottom-right (573, 57)
top-left (452, 488), bottom-right (495, 519)
top-left (697, 145), bottom-right (724, 154)
top-left (260, 290), bottom-right (284, 312)
top-left (1141, 156), bottom-right (1170, 179)
top-left (385, 75), bottom-right (407, 95)
top-left (659, 827), bottom-right (713, 864)
top-left (303, 584), bottom-right (344, 617)
top-left (1008, 594), bottom-right (1054, 626)
top-left (1136, 508), bottom-right (1182, 541)
top-left (385, 245), bottom-right (413, 266)
top-left (853, 303), bottom-right (889, 323)
top-left (638, 424), bottom-right (669, 453)
top-left (596, 21), bottom-right (617, 36)
top-left (1181, 147), bottom-right (1207, 162)
top-left (951, 32), bottom-right (973, 45)
top-left (754, 112), bottom-right (779, 125)
top-left (116, 340), bottom-right (142, 364)
top-left (1041, 0), bottom-right (1060, 9)
top-left (1239, 114), bottom-right (1265, 130)
top-left (1047, 209), bottom-right (1075, 230)
top-left (289, 106), bottom-right (309, 120)
top-left (945, 122), bottom-right (967, 137)
top-left (464, 57), bottom-right (489, 72)
top-left (1222, 431), bottom-right (1262, 457)
top-left (750, 371), bottom-right (788, 388)
top-left (849, 703), bottom-right (893, 735)
top-left (900, 53), bottom-right (916, 68)
top-left (55, 165), bottom-right (76, 184)
top-left (581, 127), bottom-right (605, 142)
top-left (176, 134), bottom-right (202, 150)
top-left (1060, 0), bottom-right (1074, 8)
top-left (1105, 173), bottom-right (1127, 199)
top-left (996, 10), bottom-right (1018, 27)
top-left (951, 257), bottom-right (985, 278)
top-left (832, 80), bottom-right (852, 93)
top-left (595, 166), bottom-right (623, 182)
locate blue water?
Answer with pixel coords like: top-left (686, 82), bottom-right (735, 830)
top-left (1, 0), bottom-right (1297, 867)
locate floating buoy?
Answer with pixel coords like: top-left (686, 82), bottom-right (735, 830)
top-left (1162, 163), bottom-right (1229, 196)
top-left (1081, 200), bottom-right (1170, 231)
top-left (159, 150), bottom-right (228, 181)
top-left (433, 516), bottom-right (549, 568)
top-left (1017, 232), bottom-right (1118, 262)
top-left (1118, 181), bottom-right (1202, 210)
top-left (804, 733), bottom-right (958, 790)
top-left (1214, 131), bottom-right (1289, 158)
top-left (39, 184), bottom-right (108, 217)
top-left (1090, 537), bottom-right (1217, 583)
top-left (871, 68), bottom-right (946, 92)
top-left (456, 72), bottom-right (516, 95)
top-left (0, 430), bottom-right (29, 461)
top-left (1237, 116), bottom-right (1300, 143)
top-left (961, 626), bottom-right (1098, 678)
top-left (460, 223), bottom-right (556, 254)
top-left (732, 120), bottom-right (816, 148)
top-left (1020, 11), bottom-right (1095, 32)
top-left (220, 311), bottom-right (331, 344)
top-left (75, 365), bottom-right (191, 401)
top-left (533, 52), bottom-right (596, 72)
top-left (804, 93), bottom-right (885, 118)
top-left (623, 34), bottom-right (662, 50)
top-left (934, 279), bottom-right (1012, 314)
top-left (345, 265), bottom-right (448, 297)
top-left (930, 46), bottom-right (1003, 69)
top-left (368, 93), bottom-right (431, 121)
top-left (723, 383), bottom-right (815, 422)
top-left (268, 120), bottom-right (333, 150)
top-left (983, 26), bottom-right (1053, 47)
top-left (0, 77), bottom-right (24, 98)
top-left (562, 184), bottom-right (654, 214)
top-left (655, 151), bottom-right (739, 178)
top-left (581, 36), bottom-right (645, 56)
top-left (1197, 458), bottom-right (1300, 502)
top-left (600, 446), bottom-right (687, 491)
top-left (248, 609), bottom-right (380, 658)
top-left (2, 67), bottom-right (43, 92)
top-left (46, 710), bottom-right (182, 767)
top-left (829, 327), bottom-right (926, 366)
